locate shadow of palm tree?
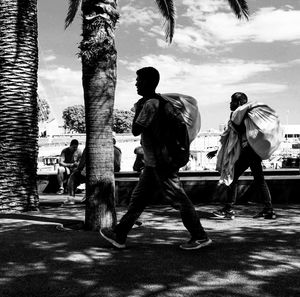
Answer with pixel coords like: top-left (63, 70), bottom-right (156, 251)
top-left (0, 204), bottom-right (299, 297)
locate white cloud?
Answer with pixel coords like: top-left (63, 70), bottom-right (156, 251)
top-left (115, 55), bottom-right (287, 110)
top-left (182, 0), bottom-right (228, 15)
top-left (43, 55), bottom-right (56, 62)
top-left (175, 3), bottom-right (300, 51)
top-left (119, 5), bottom-right (159, 27)
top-left (206, 8), bottom-right (300, 44)
top-left (40, 49), bottom-right (57, 62)
top-left (38, 67), bottom-right (83, 120)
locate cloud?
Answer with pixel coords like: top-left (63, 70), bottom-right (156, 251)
top-left (43, 54), bottom-right (56, 62)
top-left (38, 67), bottom-right (83, 121)
top-left (206, 8), bottom-right (300, 44)
top-left (119, 5), bottom-right (159, 27)
top-left (174, 2), bottom-right (300, 51)
top-left (115, 55), bottom-right (287, 110)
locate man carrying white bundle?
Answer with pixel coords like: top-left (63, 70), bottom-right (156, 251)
top-left (207, 92), bottom-right (283, 219)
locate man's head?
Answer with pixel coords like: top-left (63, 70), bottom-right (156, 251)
top-left (69, 139), bottom-right (79, 152)
top-left (230, 92), bottom-right (248, 111)
top-left (135, 67), bottom-right (160, 96)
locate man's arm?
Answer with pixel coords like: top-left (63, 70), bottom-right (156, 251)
top-left (132, 121), bottom-right (144, 136)
top-left (58, 150), bottom-right (76, 168)
top-left (114, 146), bottom-right (121, 172)
top-left (131, 99), bottom-right (145, 136)
top-left (76, 149), bottom-right (86, 172)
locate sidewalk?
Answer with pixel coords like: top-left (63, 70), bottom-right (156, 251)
top-left (0, 194), bottom-right (299, 297)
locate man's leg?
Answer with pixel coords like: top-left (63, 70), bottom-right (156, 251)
top-left (57, 167), bottom-right (66, 194)
top-left (214, 148), bottom-right (250, 218)
top-left (161, 170), bottom-right (207, 239)
top-left (159, 170), bottom-right (212, 250)
top-left (100, 167), bottom-right (158, 248)
top-left (63, 171), bottom-right (82, 204)
top-left (248, 149), bottom-right (276, 219)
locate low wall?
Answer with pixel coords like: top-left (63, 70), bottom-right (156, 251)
top-left (115, 169), bottom-right (300, 205)
top-left (38, 169), bottom-right (300, 205)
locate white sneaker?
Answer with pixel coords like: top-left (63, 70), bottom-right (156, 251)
top-left (180, 238), bottom-right (212, 250)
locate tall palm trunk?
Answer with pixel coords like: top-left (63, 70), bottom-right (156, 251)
top-left (0, 0), bottom-right (39, 211)
top-left (81, 0), bottom-right (119, 230)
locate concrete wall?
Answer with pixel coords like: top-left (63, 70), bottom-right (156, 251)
top-left (115, 169), bottom-right (300, 206)
top-left (38, 169), bottom-right (300, 205)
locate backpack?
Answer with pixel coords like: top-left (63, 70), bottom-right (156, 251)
top-left (156, 93), bottom-right (201, 170)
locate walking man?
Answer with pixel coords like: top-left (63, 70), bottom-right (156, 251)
top-left (207, 92), bottom-right (276, 219)
top-left (100, 67), bottom-right (211, 250)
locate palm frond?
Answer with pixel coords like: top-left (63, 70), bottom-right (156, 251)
top-left (227, 0), bottom-right (249, 20)
top-left (154, 0), bottom-right (176, 43)
top-left (65, 0), bottom-right (82, 29)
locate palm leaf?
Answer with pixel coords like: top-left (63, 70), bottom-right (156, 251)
top-left (227, 0), bottom-right (249, 19)
top-left (65, 0), bottom-right (82, 29)
top-left (154, 0), bottom-right (176, 43)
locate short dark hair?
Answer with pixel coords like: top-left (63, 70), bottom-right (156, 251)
top-left (70, 139), bottom-right (79, 146)
top-left (136, 67), bottom-right (160, 89)
top-left (231, 92), bottom-right (248, 105)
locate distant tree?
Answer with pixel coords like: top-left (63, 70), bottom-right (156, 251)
top-left (37, 96), bottom-right (50, 122)
top-left (62, 105), bottom-right (85, 133)
top-left (113, 109), bottom-right (134, 133)
top-left (62, 104), bottom-right (134, 134)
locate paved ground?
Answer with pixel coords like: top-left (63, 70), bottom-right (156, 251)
top-left (0, 194), bottom-right (299, 297)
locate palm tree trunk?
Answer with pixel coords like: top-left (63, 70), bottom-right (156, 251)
top-left (0, 0), bottom-right (39, 211)
top-left (81, 0), bottom-right (119, 230)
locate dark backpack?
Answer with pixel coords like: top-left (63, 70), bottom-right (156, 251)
top-left (156, 95), bottom-right (190, 170)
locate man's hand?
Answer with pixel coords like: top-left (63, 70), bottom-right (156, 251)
top-left (207, 150), bottom-right (218, 159)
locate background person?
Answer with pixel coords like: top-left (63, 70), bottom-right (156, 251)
top-left (207, 92), bottom-right (276, 220)
top-left (133, 146), bottom-right (144, 172)
top-left (65, 137), bottom-right (122, 204)
top-left (56, 139), bottom-right (82, 195)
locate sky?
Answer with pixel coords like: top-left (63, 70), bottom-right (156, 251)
top-left (37, 0), bottom-right (300, 130)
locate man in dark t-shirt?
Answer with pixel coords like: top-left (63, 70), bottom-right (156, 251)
top-left (56, 139), bottom-right (82, 195)
top-left (100, 67), bottom-right (211, 250)
top-left (65, 138), bottom-right (122, 204)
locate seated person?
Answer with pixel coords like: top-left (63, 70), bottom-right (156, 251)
top-left (133, 146), bottom-right (144, 172)
top-left (64, 137), bottom-right (122, 204)
top-left (57, 139), bottom-right (82, 195)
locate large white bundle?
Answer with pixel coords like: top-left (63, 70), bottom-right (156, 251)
top-left (160, 93), bottom-right (201, 142)
top-left (232, 102), bottom-right (284, 160)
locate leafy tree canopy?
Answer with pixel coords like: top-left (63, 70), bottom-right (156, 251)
top-left (62, 105), bottom-right (86, 133)
top-left (38, 96), bottom-right (50, 122)
top-left (62, 105), bottom-right (134, 133)
top-left (113, 109), bottom-right (134, 133)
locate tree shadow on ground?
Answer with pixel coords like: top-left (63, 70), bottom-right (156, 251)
top-left (0, 205), bottom-right (299, 297)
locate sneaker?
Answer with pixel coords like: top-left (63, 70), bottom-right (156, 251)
top-left (213, 208), bottom-right (235, 219)
top-left (253, 209), bottom-right (276, 219)
top-left (56, 188), bottom-right (64, 195)
top-left (180, 237), bottom-right (212, 250)
top-left (100, 228), bottom-right (126, 249)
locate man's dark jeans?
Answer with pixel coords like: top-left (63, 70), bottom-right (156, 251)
top-left (114, 166), bottom-right (207, 242)
top-left (225, 145), bottom-right (272, 211)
